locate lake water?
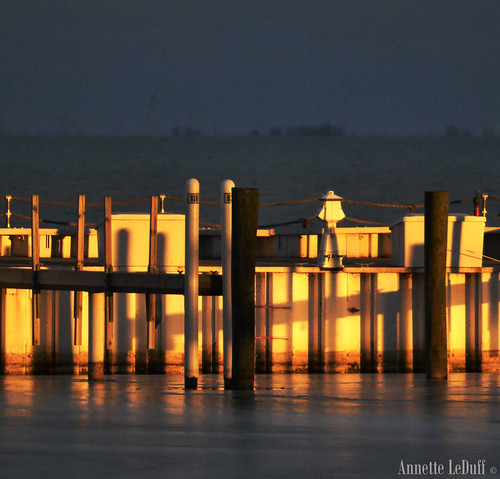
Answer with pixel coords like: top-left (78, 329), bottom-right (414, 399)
top-left (1, 136), bottom-right (499, 228)
top-left (0, 373), bottom-right (499, 479)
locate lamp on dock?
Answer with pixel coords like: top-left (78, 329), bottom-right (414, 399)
top-left (316, 190), bottom-right (345, 269)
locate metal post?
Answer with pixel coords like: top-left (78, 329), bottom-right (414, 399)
top-left (424, 191), bottom-right (449, 379)
top-left (221, 179), bottom-right (234, 388)
top-left (184, 178), bottom-right (199, 389)
top-left (5, 195), bottom-right (12, 228)
top-left (231, 188), bottom-right (259, 390)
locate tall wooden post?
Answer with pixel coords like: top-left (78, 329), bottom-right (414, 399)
top-left (147, 196), bottom-right (158, 351)
top-left (230, 188), bottom-right (259, 390)
top-left (74, 194), bottom-right (85, 346)
top-left (424, 191), bottom-right (449, 379)
top-left (104, 197), bottom-right (114, 353)
top-left (465, 273), bottom-right (482, 372)
top-left (308, 273), bottom-right (324, 373)
top-left (88, 292), bottom-right (105, 380)
top-left (31, 195), bottom-right (40, 346)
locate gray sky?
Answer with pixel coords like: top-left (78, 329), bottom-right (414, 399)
top-left (2, 0), bottom-right (500, 136)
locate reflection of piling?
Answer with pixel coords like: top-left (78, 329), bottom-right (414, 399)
top-left (424, 191), bottom-right (449, 379)
top-left (230, 188), bottom-right (259, 390)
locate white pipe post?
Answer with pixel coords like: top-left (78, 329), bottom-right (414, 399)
top-left (185, 178), bottom-right (200, 389)
top-left (221, 179), bottom-right (234, 389)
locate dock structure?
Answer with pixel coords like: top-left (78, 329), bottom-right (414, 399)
top-left (0, 183), bottom-right (500, 387)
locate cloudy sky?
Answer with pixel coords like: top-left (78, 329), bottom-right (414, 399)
top-left (2, 1), bottom-right (500, 136)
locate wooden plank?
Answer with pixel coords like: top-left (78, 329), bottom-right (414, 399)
top-left (0, 269), bottom-right (223, 295)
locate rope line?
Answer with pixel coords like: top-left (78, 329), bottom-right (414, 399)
top-left (40, 200), bottom-right (77, 206)
top-left (451, 197), bottom-right (473, 204)
top-left (344, 216), bottom-right (389, 226)
top-left (2, 194), bottom-right (496, 230)
top-left (112, 197), bottom-right (150, 205)
top-left (342, 199), bottom-right (424, 209)
top-left (260, 198), bottom-right (318, 207)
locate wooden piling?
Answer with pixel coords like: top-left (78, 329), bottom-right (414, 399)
top-left (88, 292), bottom-right (105, 380)
top-left (230, 188), bottom-right (259, 390)
top-left (201, 294), bottom-right (213, 374)
top-left (398, 273), bottom-right (413, 371)
top-left (424, 191), bottom-right (449, 379)
top-left (147, 196), bottom-right (158, 351)
top-left (308, 273), bottom-right (324, 373)
top-left (104, 196), bottom-right (114, 352)
top-left (31, 195), bottom-right (40, 346)
top-left (360, 273), bottom-right (377, 372)
top-left (74, 194), bottom-right (85, 346)
top-left (465, 273), bottom-right (482, 372)
top-left (184, 179), bottom-right (199, 389)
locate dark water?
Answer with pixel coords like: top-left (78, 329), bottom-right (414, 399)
top-left (0, 373), bottom-right (498, 478)
top-left (1, 135), bottom-right (500, 228)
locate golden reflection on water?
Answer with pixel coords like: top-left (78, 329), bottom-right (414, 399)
top-left (0, 373), bottom-right (498, 426)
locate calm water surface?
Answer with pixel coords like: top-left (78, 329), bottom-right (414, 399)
top-left (0, 374), bottom-right (499, 478)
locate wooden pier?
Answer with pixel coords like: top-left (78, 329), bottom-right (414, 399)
top-left (1, 185), bottom-right (500, 388)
